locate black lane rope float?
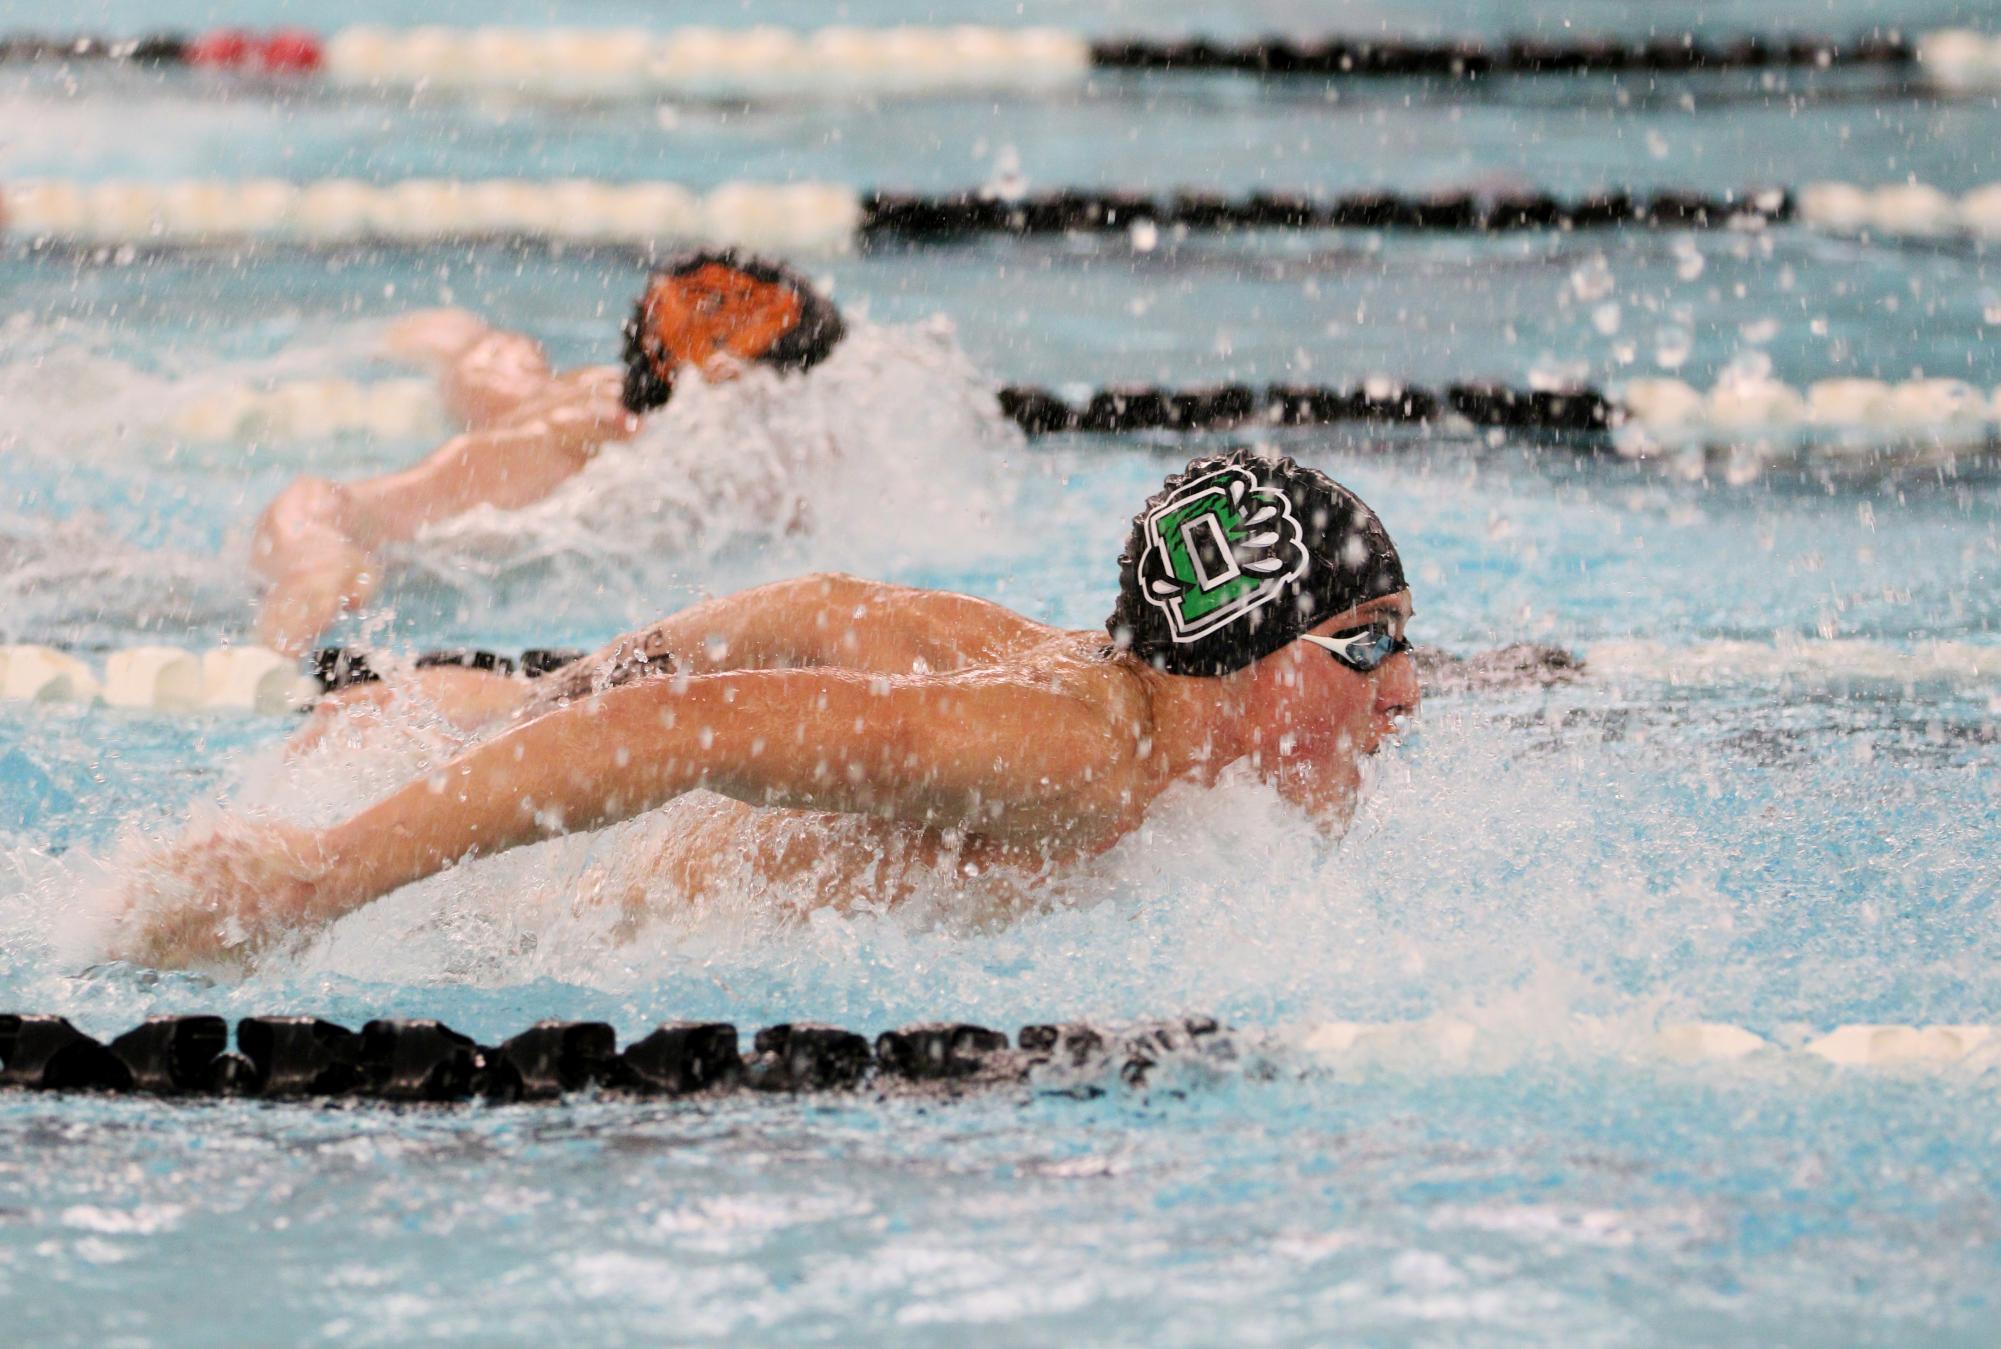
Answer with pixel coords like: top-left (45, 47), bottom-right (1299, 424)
top-left (313, 646), bottom-right (586, 691)
top-left (0, 26), bottom-right (1934, 93)
top-left (0, 1011), bottom-right (1224, 1102)
top-left (856, 187), bottom-right (1789, 239)
top-left (7, 1011), bottom-right (1989, 1099)
top-left (998, 380), bottom-right (1619, 435)
top-left (1087, 31), bottom-right (1916, 76)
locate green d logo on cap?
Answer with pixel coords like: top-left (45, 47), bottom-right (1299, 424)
top-left (1137, 464), bottom-right (1308, 643)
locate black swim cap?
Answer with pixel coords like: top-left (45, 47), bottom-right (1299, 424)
top-left (1106, 449), bottom-right (1407, 677)
top-left (620, 249), bottom-right (848, 413)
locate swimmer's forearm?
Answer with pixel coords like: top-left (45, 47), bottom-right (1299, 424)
top-left (317, 674), bottom-right (777, 906)
top-left (350, 374), bottom-right (635, 542)
top-left (318, 668), bottom-right (1118, 906)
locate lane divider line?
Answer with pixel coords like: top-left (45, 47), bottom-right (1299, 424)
top-left (10, 177), bottom-right (2001, 248)
top-left (0, 645), bottom-right (317, 713)
top-left (152, 374), bottom-right (2001, 445)
top-left (3, 1013), bottom-right (1995, 1104)
top-left (4, 26), bottom-right (1969, 101)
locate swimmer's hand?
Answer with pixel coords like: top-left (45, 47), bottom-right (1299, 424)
top-left (252, 477), bottom-right (381, 656)
top-left (382, 309), bottom-right (491, 369)
top-left (255, 542), bottom-right (380, 658)
top-left (108, 818), bottom-right (334, 971)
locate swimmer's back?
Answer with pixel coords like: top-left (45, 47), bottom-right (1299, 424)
top-left (824, 575), bottom-right (1058, 671)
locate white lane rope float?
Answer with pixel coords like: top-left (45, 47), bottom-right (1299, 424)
top-left (4, 633), bottom-right (1992, 720)
top-left (0, 645), bottom-right (581, 716)
top-left (11, 177), bottom-right (2001, 251)
top-left (3, 1013), bottom-right (1997, 1105)
top-left (0, 644), bottom-right (319, 714)
top-left (10, 26), bottom-right (1995, 100)
top-left (0, 179), bottom-right (865, 254)
top-left (152, 373), bottom-right (2001, 447)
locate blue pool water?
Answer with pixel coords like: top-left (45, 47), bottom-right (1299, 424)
top-left (3, 1), bottom-right (2000, 1343)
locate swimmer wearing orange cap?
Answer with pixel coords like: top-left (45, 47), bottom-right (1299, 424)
top-left (249, 251), bottom-right (845, 657)
top-left (114, 449), bottom-right (1420, 970)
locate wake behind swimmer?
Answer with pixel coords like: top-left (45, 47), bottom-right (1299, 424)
top-left (252, 251), bottom-right (869, 654)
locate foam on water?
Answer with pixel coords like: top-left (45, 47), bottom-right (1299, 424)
top-left (14, 669), bottom-right (1988, 1066)
top-left (399, 317), bottom-right (1019, 601)
top-left (1588, 634), bottom-right (2001, 688)
top-left (0, 313), bottom-right (1026, 645)
top-left (0, 311), bottom-right (396, 465)
top-left (0, 512), bottom-right (245, 643)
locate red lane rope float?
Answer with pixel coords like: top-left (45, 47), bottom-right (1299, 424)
top-left (183, 27), bottom-right (322, 73)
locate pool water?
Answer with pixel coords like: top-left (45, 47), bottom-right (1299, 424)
top-left (2, 1), bottom-right (1999, 1343)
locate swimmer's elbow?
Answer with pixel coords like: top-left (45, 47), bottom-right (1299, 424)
top-left (251, 477), bottom-right (356, 576)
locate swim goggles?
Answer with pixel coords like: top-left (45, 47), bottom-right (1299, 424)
top-left (1297, 624), bottom-right (1411, 673)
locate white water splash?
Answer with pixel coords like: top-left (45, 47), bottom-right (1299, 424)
top-left (0, 312), bottom-right (395, 467)
top-left (397, 317), bottom-right (1023, 599)
top-left (0, 512), bottom-right (246, 643)
top-left (1586, 636), bottom-right (2001, 688)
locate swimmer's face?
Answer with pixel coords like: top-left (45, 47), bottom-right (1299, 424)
top-left (638, 263), bottom-right (804, 381)
top-left (1233, 591), bottom-right (1419, 821)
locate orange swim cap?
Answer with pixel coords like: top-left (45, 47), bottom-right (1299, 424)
top-left (620, 250), bottom-right (847, 413)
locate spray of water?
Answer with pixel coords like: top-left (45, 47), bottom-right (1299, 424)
top-left (394, 316), bottom-right (1024, 620)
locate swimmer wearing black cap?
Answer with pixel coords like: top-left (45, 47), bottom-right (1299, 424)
top-left (114, 449), bottom-right (1417, 969)
top-left (249, 250), bottom-right (846, 657)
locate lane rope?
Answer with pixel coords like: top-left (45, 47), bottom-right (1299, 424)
top-left (0, 179), bottom-right (864, 253)
top-left (6, 632), bottom-right (1992, 721)
top-left (156, 373), bottom-right (2001, 445)
top-left (0, 644), bottom-right (316, 714)
top-left (14, 177), bottom-right (2001, 246)
top-left (2, 1012), bottom-right (1994, 1104)
top-left (7, 26), bottom-right (1981, 101)
top-left (0, 644), bottom-right (584, 715)
top-left (0, 179), bottom-right (1809, 252)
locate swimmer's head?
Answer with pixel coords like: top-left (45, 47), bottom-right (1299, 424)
top-left (1108, 448), bottom-right (1408, 678)
top-left (620, 250), bottom-right (847, 413)
top-left (1108, 449), bottom-right (1417, 820)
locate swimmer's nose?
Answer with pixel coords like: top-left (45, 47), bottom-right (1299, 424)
top-left (1375, 650), bottom-right (1420, 721)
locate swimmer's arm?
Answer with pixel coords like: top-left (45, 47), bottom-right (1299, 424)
top-left (311, 669), bottom-right (1134, 917)
top-left (437, 330), bottom-right (556, 428)
top-left (344, 368), bottom-right (637, 544)
top-left (250, 370), bottom-right (635, 655)
top-left (383, 310), bottom-right (556, 428)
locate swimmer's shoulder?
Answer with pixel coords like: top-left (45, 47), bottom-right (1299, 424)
top-left (868, 582), bottom-right (1064, 665)
top-left (1005, 631), bottom-right (1159, 721)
